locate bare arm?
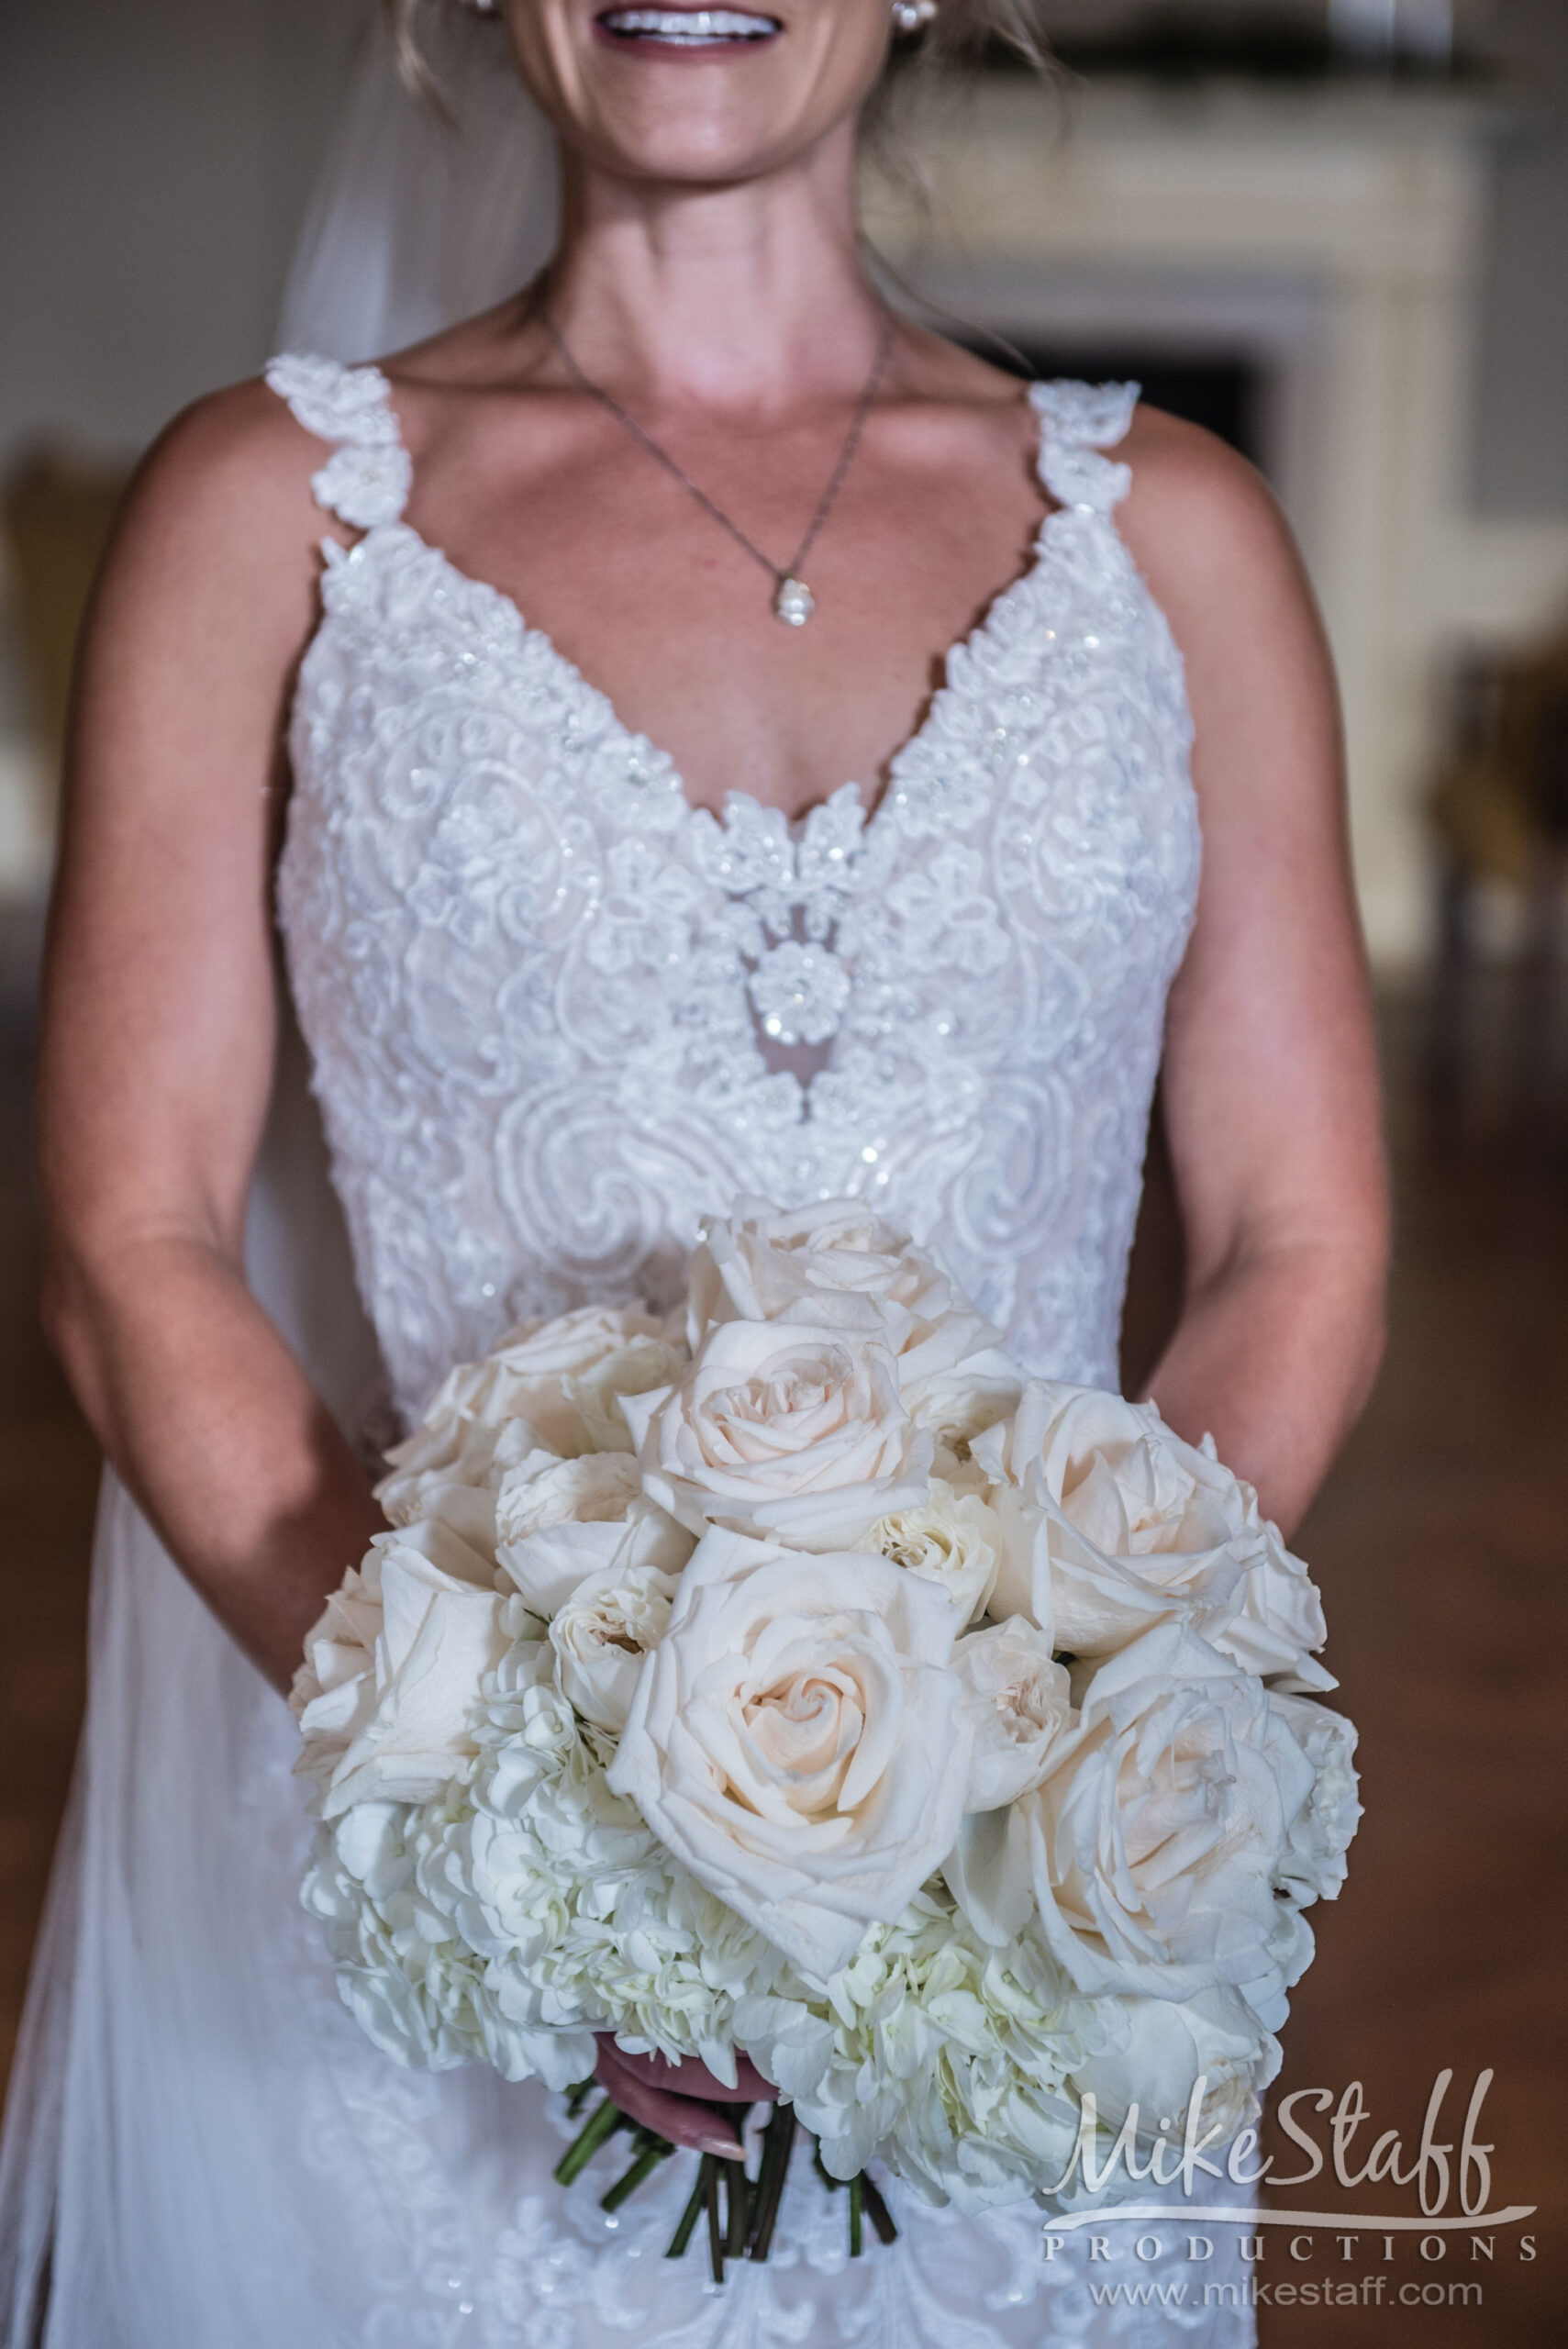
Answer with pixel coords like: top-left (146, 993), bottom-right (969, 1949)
top-left (1119, 415), bottom-right (1390, 1535)
top-left (38, 384), bottom-right (384, 1695)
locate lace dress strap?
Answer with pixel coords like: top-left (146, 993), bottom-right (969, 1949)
top-left (1029, 379), bottom-right (1140, 516)
top-left (263, 351), bottom-right (412, 529)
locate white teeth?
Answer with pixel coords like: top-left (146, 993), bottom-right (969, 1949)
top-left (601, 8), bottom-right (781, 41)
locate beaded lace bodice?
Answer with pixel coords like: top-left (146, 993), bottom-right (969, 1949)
top-left (267, 352), bottom-right (1199, 1428)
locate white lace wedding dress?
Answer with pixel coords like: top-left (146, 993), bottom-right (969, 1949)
top-left (0, 358), bottom-right (1255, 2347)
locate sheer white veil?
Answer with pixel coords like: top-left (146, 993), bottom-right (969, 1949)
top-left (278, 3), bottom-right (561, 363)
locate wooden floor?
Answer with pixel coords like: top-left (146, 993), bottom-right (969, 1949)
top-left (0, 950), bottom-right (1562, 2344)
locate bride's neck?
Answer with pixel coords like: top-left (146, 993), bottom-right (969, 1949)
top-left (541, 126), bottom-right (889, 416)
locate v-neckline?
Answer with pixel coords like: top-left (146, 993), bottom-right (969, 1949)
top-left (368, 501), bottom-right (1069, 842)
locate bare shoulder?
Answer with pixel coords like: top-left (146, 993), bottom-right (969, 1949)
top-left (1113, 406), bottom-right (1344, 835)
top-left (1114, 403), bottom-right (1316, 633)
top-left (118, 373), bottom-right (345, 554)
top-left (89, 373), bottom-right (345, 671)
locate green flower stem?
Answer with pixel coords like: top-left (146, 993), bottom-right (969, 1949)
top-left (747, 2104), bottom-right (797, 2264)
top-left (665, 2159), bottom-right (708, 2260)
top-left (564, 2074), bottom-right (597, 2121)
top-left (600, 2130), bottom-right (673, 2213)
top-left (860, 2171), bottom-right (898, 2245)
top-left (724, 2149), bottom-right (751, 2258)
top-left (652, 2112), bottom-right (895, 2277)
top-left (552, 2093), bottom-right (626, 2188)
top-left (705, 2154), bottom-right (725, 2286)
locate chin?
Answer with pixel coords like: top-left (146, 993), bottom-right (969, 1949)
top-left (512, 0), bottom-right (890, 186)
top-left (583, 106), bottom-right (819, 190)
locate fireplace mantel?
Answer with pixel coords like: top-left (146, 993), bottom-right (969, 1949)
top-left (866, 75), bottom-right (1568, 963)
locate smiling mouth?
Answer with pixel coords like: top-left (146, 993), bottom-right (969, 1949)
top-left (595, 7), bottom-right (784, 46)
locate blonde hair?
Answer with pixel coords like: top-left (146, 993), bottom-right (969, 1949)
top-left (923, 0), bottom-right (1053, 74)
top-left (382, 0), bottom-right (1053, 107)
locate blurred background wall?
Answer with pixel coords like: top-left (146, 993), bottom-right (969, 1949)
top-left (0, 0), bottom-right (362, 892)
top-left (0, 0), bottom-right (360, 463)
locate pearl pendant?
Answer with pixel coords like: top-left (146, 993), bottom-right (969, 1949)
top-left (773, 575), bottom-right (815, 627)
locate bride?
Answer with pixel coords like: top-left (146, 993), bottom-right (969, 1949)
top-left (1, 0), bottom-right (1387, 2342)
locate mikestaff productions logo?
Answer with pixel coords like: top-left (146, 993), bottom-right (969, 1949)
top-left (1039, 2069), bottom-right (1536, 2315)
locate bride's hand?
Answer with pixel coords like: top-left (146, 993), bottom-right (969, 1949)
top-left (593, 2033), bottom-right (774, 2159)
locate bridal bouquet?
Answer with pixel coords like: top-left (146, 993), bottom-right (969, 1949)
top-left (292, 1202), bottom-right (1360, 2261)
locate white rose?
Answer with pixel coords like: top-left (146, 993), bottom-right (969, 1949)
top-left (949, 1621), bottom-right (1313, 1998)
top-left (374, 1414), bottom-right (521, 1561)
top-left (621, 1318), bottom-right (932, 1552)
top-left (373, 1460), bottom-right (505, 1557)
top-left (687, 1199), bottom-right (1021, 1434)
top-left (497, 1448), bottom-right (642, 1544)
top-left (974, 1384), bottom-right (1331, 1689)
top-left (494, 1446), bottom-right (693, 1616)
top-left (911, 1354), bottom-right (1024, 1455)
top-left (1268, 1691), bottom-right (1362, 1907)
top-left (381, 1305), bottom-right (673, 1496)
top-left (1068, 1984), bottom-right (1278, 2151)
top-left (560, 1332), bottom-right (689, 1454)
top-left (548, 1561), bottom-right (679, 1731)
top-left (951, 1618), bottom-right (1074, 1810)
top-left (290, 1520), bottom-right (509, 1818)
top-left (864, 1476), bottom-right (1004, 1623)
top-left (606, 1527), bottom-right (972, 1979)
top-left (687, 1198), bottom-right (955, 1337)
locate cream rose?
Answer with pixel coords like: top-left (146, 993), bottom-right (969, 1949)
top-left (1067, 1983), bottom-right (1277, 2152)
top-left (494, 1447), bottom-right (694, 1618)
top-left (560, 1331), bottom-right (689, 1454)
top-left (949, 1620), bottom-right (1314, 1998)
top-left (1268, 1691), bottom-right (1362, 1907)
top-left (380, 1305), bottom-right (675, 1502)
top-left (686, 1199), bottom-right (955, 1337)
top-left (548, 1562), bottom-right (679, 1731)
top-left (290, 1519), bottom-right (509, 1818)
top-left (864, 1476), bottom-right (1004, 1623)
top-left (911, 1355), bottom-right (1024, 1456)
top-left (950, 1618), bottom-right (1074, 1810)
top-left (687, 1200), bottom-right (1021, 1434)
top-left (974, 1384), bottom-right (1332, 1688)
top-left (621, 1318), bottom-right (932, 1551)
top-left (606, 1527), bottom-right (971, 1978)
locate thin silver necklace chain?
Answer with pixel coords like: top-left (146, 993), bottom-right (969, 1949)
top-left (538, 303), bottom-right (897, 626)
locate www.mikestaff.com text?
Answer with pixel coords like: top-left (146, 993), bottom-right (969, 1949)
top-left (1086, 2278), bottom-right (1485, 2310)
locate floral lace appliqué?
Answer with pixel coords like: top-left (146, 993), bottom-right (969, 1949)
top-left (268, 357), bottom-right (1198, 1427)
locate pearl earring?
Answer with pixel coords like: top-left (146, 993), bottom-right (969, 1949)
top-left (891, 0), bottom-right (937, 29)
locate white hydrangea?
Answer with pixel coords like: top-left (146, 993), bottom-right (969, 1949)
top-left (731, 1885), bottom-right (1126, 2213)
